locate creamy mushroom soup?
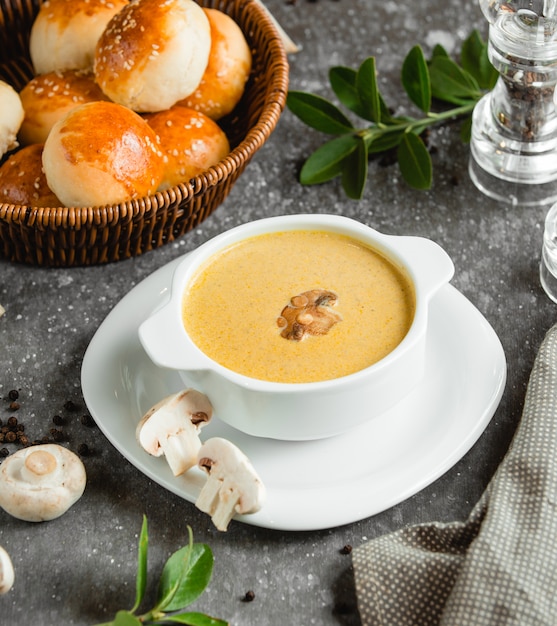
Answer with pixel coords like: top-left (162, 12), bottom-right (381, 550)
top-left (182, 230), bottom-right (415, 383)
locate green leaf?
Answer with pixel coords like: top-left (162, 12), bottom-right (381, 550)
top-left (397, 132), bottom-right (432, 190)
top-left (299, 134), bottom-right (359, 184)
top-left (356, 57), bottom-right (381, 122)
top-left (329, 66), bottom-right (366, 118)
top-left (286, 91), bottom-right (354, 134)
top-left (401, 45), bottom-right (431, 113)
top-left (161, 612), bottom-right (229, 625)
top-left (429, 55), bottom-right (481, 104)
top-left (130, 515), bottom-right (149, 613)
top-left (157, 540), bottom-right (214, 612)
top-left (341, 137), bottom-right (368, 199)
top-left (461, 29), bottom-right (497, 91)
top-left (431, 43), bottom-right (449, 58)
top-left (112, 611), bottom-right (143, 626)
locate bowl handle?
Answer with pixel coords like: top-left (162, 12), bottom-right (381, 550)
top-left (138, 302), bottom-right (210, 372)
top-left (395, 235), bottom-right (455, 298)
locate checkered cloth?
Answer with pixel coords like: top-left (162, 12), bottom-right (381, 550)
top-left (353, 322), bottom-right (557, 625)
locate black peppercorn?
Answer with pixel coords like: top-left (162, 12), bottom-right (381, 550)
top-left (50, 429), bottom-right (65, 442)
top-left (64, 400), bottom-right (79, 412)
top-left (77, 443), bottom-right (90, 456)
top-left (52, 415), bottom-right (65, 426)
top-left (0, 448), bottom-right (9, 457)
top-left (340, 544), bottom-right (353, 555)
top-left (242, 590), bottom-right (255, 602)
top-left (7, 416), bottom-right (17, 428)
top-left (80, 414), bottom-right (95, 427)
top-left (7, 390), bottom-right (19, 401)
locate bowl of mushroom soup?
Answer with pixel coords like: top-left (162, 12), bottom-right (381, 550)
top-left (139, 214), bottom-right (454, 440)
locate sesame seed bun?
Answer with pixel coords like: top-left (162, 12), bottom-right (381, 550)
top-left (144, 106), bottom-right (230, 189)
top-left (0, 144), bottom-right (62, 208)
top-left (0, 80), bottom-right (24, 158)
top-left (18, 70), bottom-right (109, 146)
top-left (178, 8), bottom-right (252, 120)
top-left (42, 101), bottom-right (164, 207)
top-left (29, 0), bottom-right (129, 75)
top-left (94, 0), bottom-right (211, 113)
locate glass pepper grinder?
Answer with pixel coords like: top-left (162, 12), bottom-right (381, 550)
top-left (469, 0), bottom-right (557, 206)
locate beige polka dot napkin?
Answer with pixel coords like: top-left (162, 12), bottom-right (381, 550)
top-left (353, 322), bottom-right (557, 625)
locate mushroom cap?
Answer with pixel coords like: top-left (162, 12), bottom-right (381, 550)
top-left (0, 546), bottom-right (14, 594)
top-left (0, 444), bottom-right (86, 522)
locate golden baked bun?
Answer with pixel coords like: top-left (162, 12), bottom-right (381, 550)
top-left (29, 0), bottom-right (129, 74)
top-left (145, 106), bottom-right (230, 189)
top-left (95, 0), bottom-right (211, 113)
top-left (42, 101), bottom-right (164, 207)
top-left (0, 80), bottom-right (24, 158)
top-left (18, 70), bottom-right (109, 146)
top-left (0, 144), bottom-right (61, 207)
top-left (178, 8), bottom-right (252, 120)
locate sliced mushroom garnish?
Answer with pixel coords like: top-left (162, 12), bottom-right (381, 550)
top-left (277, 289), bottom-right (343, 341)
top-left (136, 389), bottom-right (213, 476)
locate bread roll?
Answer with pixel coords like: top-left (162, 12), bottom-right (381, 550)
top-left (94, 0), bottom-right (211, 112)
top-left (178, 8), bottom-right (252, 120)
top-left (0, 81), bottom-right (24, 158)
top-left (18, 70), bottom-right (109, 146)
top-left (42, 101), bottom-right (164, 206)
top-left (29, 0), bottom-right (128, 74)
top-left (145, 106), bottom-right (230, 189)
top-left (0, 144), bottom-right (61, 207)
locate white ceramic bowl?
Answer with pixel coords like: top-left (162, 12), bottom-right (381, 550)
top-left (139, 214), bottom-right (454, 440)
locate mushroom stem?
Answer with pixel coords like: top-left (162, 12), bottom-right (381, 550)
top-left (160, 432), bottom-right (202, 477)
top-left (21, 449), bottom-right (58, 483)
top-left (207, 484), bottom-right (243, 533)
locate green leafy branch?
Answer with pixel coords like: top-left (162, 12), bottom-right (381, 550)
top-left (286, 30), bottom-right (498, 199)
top-left (94, 516), bottom-right (228, 626)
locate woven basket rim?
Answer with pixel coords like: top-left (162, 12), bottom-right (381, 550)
top-left (0, 0), bottom-right (289, 221)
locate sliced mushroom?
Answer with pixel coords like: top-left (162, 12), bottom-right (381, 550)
top-left (0, 546), bottom-right (14, 594)
top-left (277, 289), bottom-right (343, 341)
top-left (196, 437), bottom-right (266, 531)
top-left (0, 444), bottom-right (86, 522)
top-left (136, 389), bottom-right (213, 476)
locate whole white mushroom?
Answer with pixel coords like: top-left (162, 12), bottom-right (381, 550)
top-left (0, 546), bottom-right (14, 594)
top-left (0, 444), bottom-right (86, 522)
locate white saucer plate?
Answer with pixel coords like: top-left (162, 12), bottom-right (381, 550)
top-left (81, 257), bottom-right (506, 531)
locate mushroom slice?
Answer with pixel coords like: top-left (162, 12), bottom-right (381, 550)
top-left (136, 389), bottom-right (213, 477)
top-left (0, 546), bottom-right (14, 594)
top-left (196, 437), bottom-right (266, 531)
top-left (0, 444), bottom-right (86, 522)
top-left (277, 289), bottom-right (342, 341)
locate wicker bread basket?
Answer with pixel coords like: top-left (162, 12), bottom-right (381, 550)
top-left (0, 0), bottom-right (289, 266)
